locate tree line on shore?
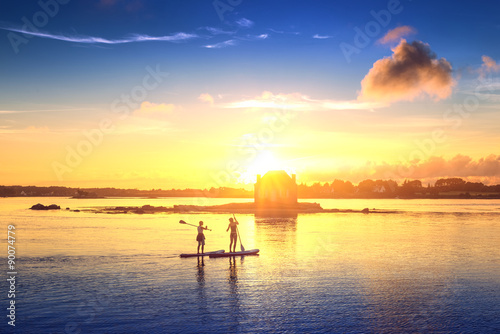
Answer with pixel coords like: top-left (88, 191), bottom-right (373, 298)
top-left (1, 177), bottom-right (500, 199)
top-left (298, 178), bottom-right (500, 198)
top-left (0, 186), bottom-right (253, 198)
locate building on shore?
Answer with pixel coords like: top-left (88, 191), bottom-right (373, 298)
top-left (254, 170), bottom-right (298, 208)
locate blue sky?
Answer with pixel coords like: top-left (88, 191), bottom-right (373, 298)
top-left (1, 0), bottom-right (498, 105)
top-left (1, 0), bottom-right (500, 188)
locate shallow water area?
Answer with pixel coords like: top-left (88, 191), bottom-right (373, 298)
top-left (1, 197), bottom-right (499, 333)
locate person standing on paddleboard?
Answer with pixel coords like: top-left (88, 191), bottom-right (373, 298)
top-left (226, 217), bottom-right (239, 253)
top-left (197, 221), bottom-right (209, 254)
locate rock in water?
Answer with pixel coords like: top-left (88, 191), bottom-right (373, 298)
top-left (30, 203), bottom-right (61, 210)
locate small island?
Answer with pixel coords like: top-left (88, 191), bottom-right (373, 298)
top-left (82, 171), bottom-right (397, 216)
top-left (89, 202), bottom-right (392, 216)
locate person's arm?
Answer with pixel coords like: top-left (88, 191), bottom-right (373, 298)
top-left (226, 223), bottom-right (230, 232)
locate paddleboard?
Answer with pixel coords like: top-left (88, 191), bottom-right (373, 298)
top-left (179, 250), bottom-right (225, 258)
top-left (209, 249), bottom-right (259, 258)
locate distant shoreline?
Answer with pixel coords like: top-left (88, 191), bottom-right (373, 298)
top-left (3, 194), bottom-right (500, 200)
top-left (2, 179), bottom-right (500, 200)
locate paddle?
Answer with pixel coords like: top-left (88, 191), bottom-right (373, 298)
top-left (179, 220), bottom-right (212, 231)
top-left (233, 214), bottom-right (245, 252)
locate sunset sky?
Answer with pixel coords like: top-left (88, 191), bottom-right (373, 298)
top-left (1, 0), bottom-right (500, 190)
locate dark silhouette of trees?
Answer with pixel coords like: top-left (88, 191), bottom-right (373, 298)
top-left (398, 179), bottom-right (423, 197)
top-left (356, 179), bottom-right (398, 197)
top-left (1, 177), bottom-right (499, 199)
top-left (435, 178), bottom-right (466, 191)
top-left (0, 186), bottom-right (252, 198)
top-left (463, 182), bottom-right (486, 192)
top-left (384, 180), bottom-right (398, 194)
top-left (0, 186), bottom-right (16, 197)
top-left (332, 179), bottom-right (355, 196)
top-left (358, 179), bottom-right (376, 194)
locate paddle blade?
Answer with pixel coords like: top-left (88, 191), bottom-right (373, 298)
top-left (237, 225), bottom-right (245, 251)
top-left (179, 220), bottom-right (186, 224)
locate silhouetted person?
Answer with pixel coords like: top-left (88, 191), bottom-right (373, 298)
top-left (197, 221), bottom-right (209, 254)
top-left (226, 217), bottom-right (239, 253)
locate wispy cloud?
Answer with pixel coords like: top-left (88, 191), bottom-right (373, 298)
top-left (377, 25), bottom-right (416, 45)
top-left (202, 27), bottom-right (235, 35)
top-left (198, 93), bottom-right (215, 105)
top-left (469, 82), bottom-right (500, 102)
top-left (241, 34), bottom-right (269, 41)
top-left (0, 108), bottom-right (92, 114)
top-left (0, 126), bottom-right (51, 134)
top-left (236, 18), bottom-right (254, 28)
top-left (479, 55), bottom-right (500, 78)
top-left (203, 39), bottom-right (237, 49)
top-left (224, 91), bottom-right (385, 111)
top-left (24, 126), bottom-right (50, 133)
top-left (133, 101), bottom-right (177, 115)
top-left (312, 34), bottom-right (332, 39)
top-left (0, 27), bottom-right (198, 44)
top-left (1, 24), bottom-right (271, 50)
top-left (267, 28), bottom-right (300, 35)
top-left (202, 33), bottom-right (268, 49)
top-left (0, 110), bottom-right (39, 114)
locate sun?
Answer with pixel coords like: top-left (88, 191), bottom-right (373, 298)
top-left (238, 150), bottom-right (294, 184)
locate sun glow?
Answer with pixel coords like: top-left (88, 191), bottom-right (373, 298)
top-left (238, 150), bottom-right (295, 184)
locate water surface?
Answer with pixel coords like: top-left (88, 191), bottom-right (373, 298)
top-left (1, 197), bottom-right (499, 333)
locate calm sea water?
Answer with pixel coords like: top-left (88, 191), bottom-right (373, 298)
top-left (1, 197), bottom-right (499, 333)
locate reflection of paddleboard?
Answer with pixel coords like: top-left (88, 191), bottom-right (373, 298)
top-left (179, 250), bottom-right (225, 258)
top-left (209, 249), bottom-right (259, 258)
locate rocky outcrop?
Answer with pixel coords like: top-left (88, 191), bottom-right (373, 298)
top-left (30, 203), bottom-right (61, 210)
